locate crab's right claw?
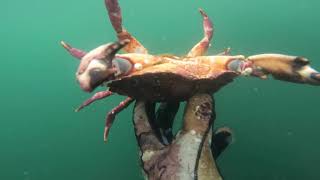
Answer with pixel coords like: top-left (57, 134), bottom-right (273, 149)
top-left (76, 40), bottom-right (130, 92)
top-left (246, 54), bottom-right (320, 85)
top-left (311, 72), bottom-right (320, 82)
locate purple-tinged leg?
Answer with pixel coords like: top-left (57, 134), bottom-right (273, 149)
top-left (60, 41), bottom-right (86, 59)
top-left (104, 0), bottom-right (148, 54)
top-left (75, 90), bottom-right (113, 112)
top-left (104, 97), bottom-right (134, 142)
top-left (187, 8), bottom-right (214, 57)
top-left (105, 0), bottom-right (122, 33)
top-left (199, 8), bottom-right (214, 40)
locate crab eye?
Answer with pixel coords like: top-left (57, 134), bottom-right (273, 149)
top-left (227, 59), bottom-right (243, 72)
top-left (112, 58), bottom-right (133, 76)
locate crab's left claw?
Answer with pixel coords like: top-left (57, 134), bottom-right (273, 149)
top-left (76, 39), bottom-right (130, 92)
top-left (246, 54), bottom-right (320, 85)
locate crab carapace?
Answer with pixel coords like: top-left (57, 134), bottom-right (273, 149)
top-left (61, 0), bottom-right (320, 141)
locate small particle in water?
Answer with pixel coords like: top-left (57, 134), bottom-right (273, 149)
top-left (287, 131), bottom-right (293, 136)
top-left (23, 171), bottom-right (31, 180)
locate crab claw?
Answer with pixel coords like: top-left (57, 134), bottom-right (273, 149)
top-left (311, 72), bottom-right (320, 81)
top-left (76, 39), bottom-right (130, 92)
top-left (247, 54), bottom-right (320, 85)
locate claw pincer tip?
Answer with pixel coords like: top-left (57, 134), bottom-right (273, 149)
top-left (311, 73), bottom-right (320, 81)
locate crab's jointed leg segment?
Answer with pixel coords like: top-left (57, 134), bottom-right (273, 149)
top-left (105, 0), bottom-right (148, 54)
top-left (187, 9), bottom-right (214, 57)
top-left (104, 40), bottom-right (130, 63)
top-left (104, 97), bottom-right (134, 142)
top-left (75, 90), bottom-right (113, 112)
top-left (217, 47), bottom-right (231, 56)
top-left (60, 41), bottom-right (87, 59)
top-left (104, 0), bottom-right (122, 33)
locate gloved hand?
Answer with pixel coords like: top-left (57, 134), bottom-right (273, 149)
top-left (132, 94), bottom-right (232, 180)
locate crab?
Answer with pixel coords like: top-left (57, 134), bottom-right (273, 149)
top-left (61, 0), bottom-right (320, 141)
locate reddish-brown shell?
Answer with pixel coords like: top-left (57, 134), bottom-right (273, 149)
top-left (108, 60), bottom-right (238, 101)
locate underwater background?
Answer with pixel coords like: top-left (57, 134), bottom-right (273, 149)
top-left (1, 0), bottom-right (320, 179)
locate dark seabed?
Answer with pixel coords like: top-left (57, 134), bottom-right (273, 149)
top-left (1, 0), bottom-right (320, 179)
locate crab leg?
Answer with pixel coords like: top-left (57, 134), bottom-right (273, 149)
top-left (60, 41), bottom-right (87, 59)
top-left (187, 9), bottom-right (214, 57)
top-left (75, 90), bottom-right (113, 112)
top-left (217, 47), bottom-right (231, 56)
top-left (104, 97), bottom-right (134, 142)
top-left (105, 0), bottom-right (148, 54)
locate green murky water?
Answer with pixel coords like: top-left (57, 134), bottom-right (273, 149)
top-left (2, 0), bottom-right (320, 179)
